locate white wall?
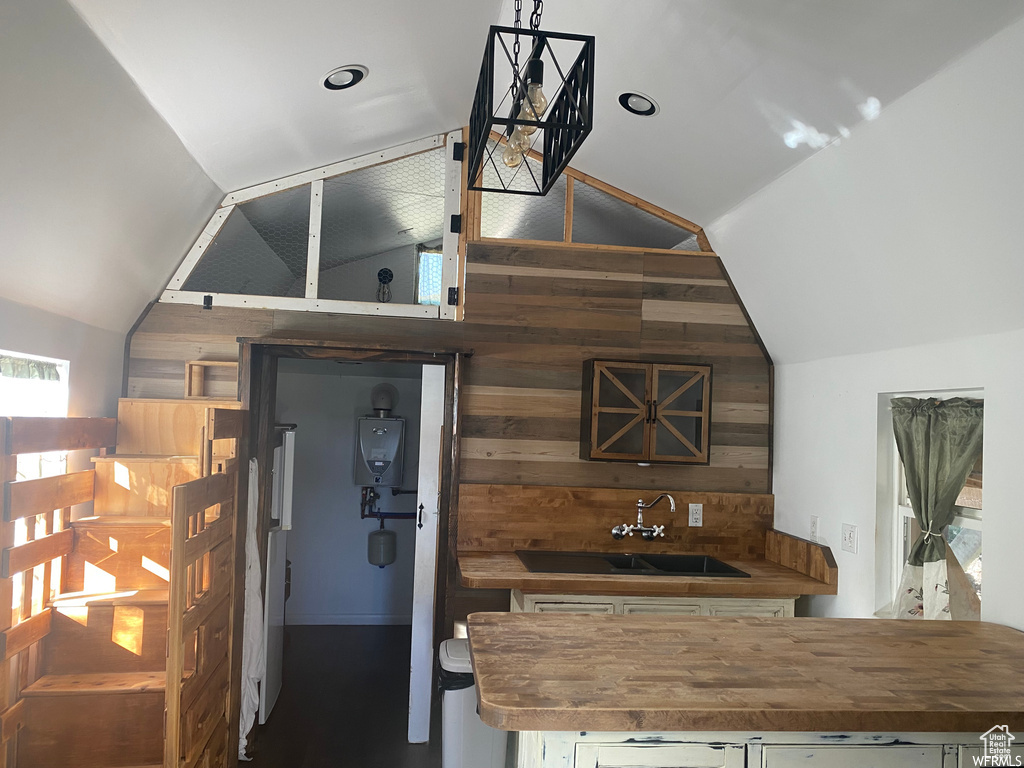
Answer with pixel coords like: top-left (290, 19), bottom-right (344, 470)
top-left (709, 15), bottom-right (1024, 366)
top-left (773, 330), bottom-right (1022, 630)
top-left (0, 296), bottom-right (122, 418)
top-left (707, 18), bottom-right (1024, 630)
top-left (1, 0), bottom-right (222, 334)
top-left (275, 362), bottom-right (422, 625)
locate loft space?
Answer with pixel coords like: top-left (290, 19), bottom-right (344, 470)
top-left (165, 135), bottom-right (704, 320)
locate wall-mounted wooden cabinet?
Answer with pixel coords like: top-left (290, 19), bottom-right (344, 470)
top-left (580, 360), bottom-right (711, 464)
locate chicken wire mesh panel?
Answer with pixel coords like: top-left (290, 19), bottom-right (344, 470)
top-left (571, 181), bottom-right (699, 250)
top-left (480, 145), bottom-right (566, 241)
top-left (318, 149), bottom-right (446, 303)
top-left (181, 185), bottom-right (310, 296)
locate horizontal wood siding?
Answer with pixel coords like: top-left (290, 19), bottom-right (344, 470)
top-left (127, 241), bottom-right (771, 494)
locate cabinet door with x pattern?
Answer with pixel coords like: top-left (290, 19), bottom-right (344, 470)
top-left (582, 360), bottom-right (711, 464)
top-left (649, 363), bottom-right (711, 464)
top-left (586, 361), bottom-right (652, 461)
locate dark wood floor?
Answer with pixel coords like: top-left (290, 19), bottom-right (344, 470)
top-left (246, 625), bottom-right (442, 768)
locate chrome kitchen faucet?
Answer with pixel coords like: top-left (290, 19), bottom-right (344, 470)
top-left (611, 494), bottom-right (675, 540)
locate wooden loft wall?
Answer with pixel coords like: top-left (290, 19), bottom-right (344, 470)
top-left (126, 240), bottom-right (770, 494)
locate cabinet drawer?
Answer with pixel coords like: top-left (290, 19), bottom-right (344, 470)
top-left (533, 601), bottom-right (615, 614)
top-left (706, 600), bottom-right (791, 618)
top-left (622, 602), bottom-right (702, 616)
top-left (577, 743), bottom-right (744, 767)
top-left (960, 743), bottom-right (1024, 763)
top-left (762, 745), bottom-right (945, 767)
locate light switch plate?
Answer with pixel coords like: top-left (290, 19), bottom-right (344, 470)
top-left (841, 523), bottom-right (858, 554)
top-left (810, 515), bottom-right (819, 542)
top-left (689, 503), bottom-right (703, 527)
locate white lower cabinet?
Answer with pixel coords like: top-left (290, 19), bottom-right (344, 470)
top-left (511, 591), bottom-right (795, 618)
top-left (959, 743), bottom-right (1024, 764)
top-left (577, 743), bottom-right (744, 768)
top-left (519, 733), bottom-right (972, 768)
top-left (761, 745), bottom-right (950, 767)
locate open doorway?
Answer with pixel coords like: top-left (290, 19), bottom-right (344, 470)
top-left (246, 353), bottom-right (449, 767)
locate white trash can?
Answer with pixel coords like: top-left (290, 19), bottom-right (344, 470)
top-left (439, 638), bottom-right (507, 768)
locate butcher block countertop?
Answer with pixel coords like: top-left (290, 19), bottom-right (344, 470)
top-left (467, 612), bottom-right (1024, 733)
top-left (458, 552), bottom-right (835, 598)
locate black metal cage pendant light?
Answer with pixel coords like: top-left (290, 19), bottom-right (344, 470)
top-left (467, 0), bottom-right (594, 196)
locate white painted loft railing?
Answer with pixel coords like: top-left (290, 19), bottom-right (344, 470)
top-left (161, 131), bottom-right (463, 321)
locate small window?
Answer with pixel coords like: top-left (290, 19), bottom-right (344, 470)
top-left (0, 349), bottom-right (70, 617)
top-left (896, 452), bottom-right (982, 601)
top-left (0, 350), bottom-right (69, 419)
top-left (416, 246), bottom-right (443, 306)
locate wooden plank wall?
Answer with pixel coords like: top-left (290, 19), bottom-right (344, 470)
top-left (459, 243), bottom-right (769, 491)
top-left (458, 485), bottom-right (774, 560)
top-left (128, 242), bottom-right (770, 494)
top-left (126, 240), bottom-right (771, 621)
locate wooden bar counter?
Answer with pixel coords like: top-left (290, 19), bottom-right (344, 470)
top-left (467, 613), bottom-right (1024, 733)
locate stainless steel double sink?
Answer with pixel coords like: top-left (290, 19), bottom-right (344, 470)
top-left (515, 550), bottom-right (750, 578)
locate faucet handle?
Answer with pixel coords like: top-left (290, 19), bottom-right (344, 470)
top-left (652, 525), bottom-right (665, 537)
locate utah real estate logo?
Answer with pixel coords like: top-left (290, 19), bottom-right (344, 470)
top-left (976, 726), bottom-right (1020, 766)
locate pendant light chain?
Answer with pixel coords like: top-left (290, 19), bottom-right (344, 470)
top-left (510, 1), bottom-right (543, 100)
top-left (530, 0), bottom-right (543, 31)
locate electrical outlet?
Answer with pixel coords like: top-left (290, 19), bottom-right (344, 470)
top-left (810, 515), bottom-right (819, 542)
top-left (688, 503), bottom-right (703, 527)
top-left (841, 523), bottom-right (858, 554)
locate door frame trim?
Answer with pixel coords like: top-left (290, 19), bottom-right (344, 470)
top-left (230, 339), bottom-right (464, 754)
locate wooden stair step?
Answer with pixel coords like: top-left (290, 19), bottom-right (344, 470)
top-left (45, 589), bottom-right (169, 675)
top-left (67, 518), bottom-right (171, 593)
top-left (71, 516), bottom-right (170, 528)
top-left (71, 515), bottom-right (170, 528)
top-left (116, 397), bottom-right (240, 456)
top-left (19, 673), bottom-right (164, 767)
top-left (52, 588), bottom-right (169, 607)
top-left (23, 671), bottom-right (165, 696)
top-left (92, 454), bottom-right (200, 463)
top-left (91, 456), bottom-right (201, 517)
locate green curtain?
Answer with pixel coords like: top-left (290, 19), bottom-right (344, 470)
top-left (891, 397), bottom-right (984, 566)
top-left (0, 354), bottom-right (61, 381)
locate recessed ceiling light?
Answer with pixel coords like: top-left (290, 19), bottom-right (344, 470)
top-left (322, 65), bottom-right (369, 91)
top-left (618, 91), bottom-right (659, 117)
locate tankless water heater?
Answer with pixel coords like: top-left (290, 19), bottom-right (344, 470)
top-left (354, 417), bottom-right (405, 487)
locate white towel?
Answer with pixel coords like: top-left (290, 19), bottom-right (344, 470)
top-left (238, 458), bottom-right (266, 760)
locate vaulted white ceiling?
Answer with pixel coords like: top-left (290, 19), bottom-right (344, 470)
top-left (66, 0), bottom-right (503, 193)
top-left (6, 0), bottom-right (1024, 346)
top-left (68, 0), bottom-right (1024, 225)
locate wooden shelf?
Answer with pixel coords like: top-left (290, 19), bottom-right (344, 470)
top-left (184, 360), bottom-right (238, 399)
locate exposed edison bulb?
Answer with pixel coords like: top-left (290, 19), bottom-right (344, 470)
top-left (501, 140), bottom-right (523, 168)
top-left (501, 128), bottom-right (530, 167)
top-left (517, 82), bottom-right (548, 135)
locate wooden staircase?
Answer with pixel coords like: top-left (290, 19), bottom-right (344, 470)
top-left (0, 396), bottom-right (243, 768)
